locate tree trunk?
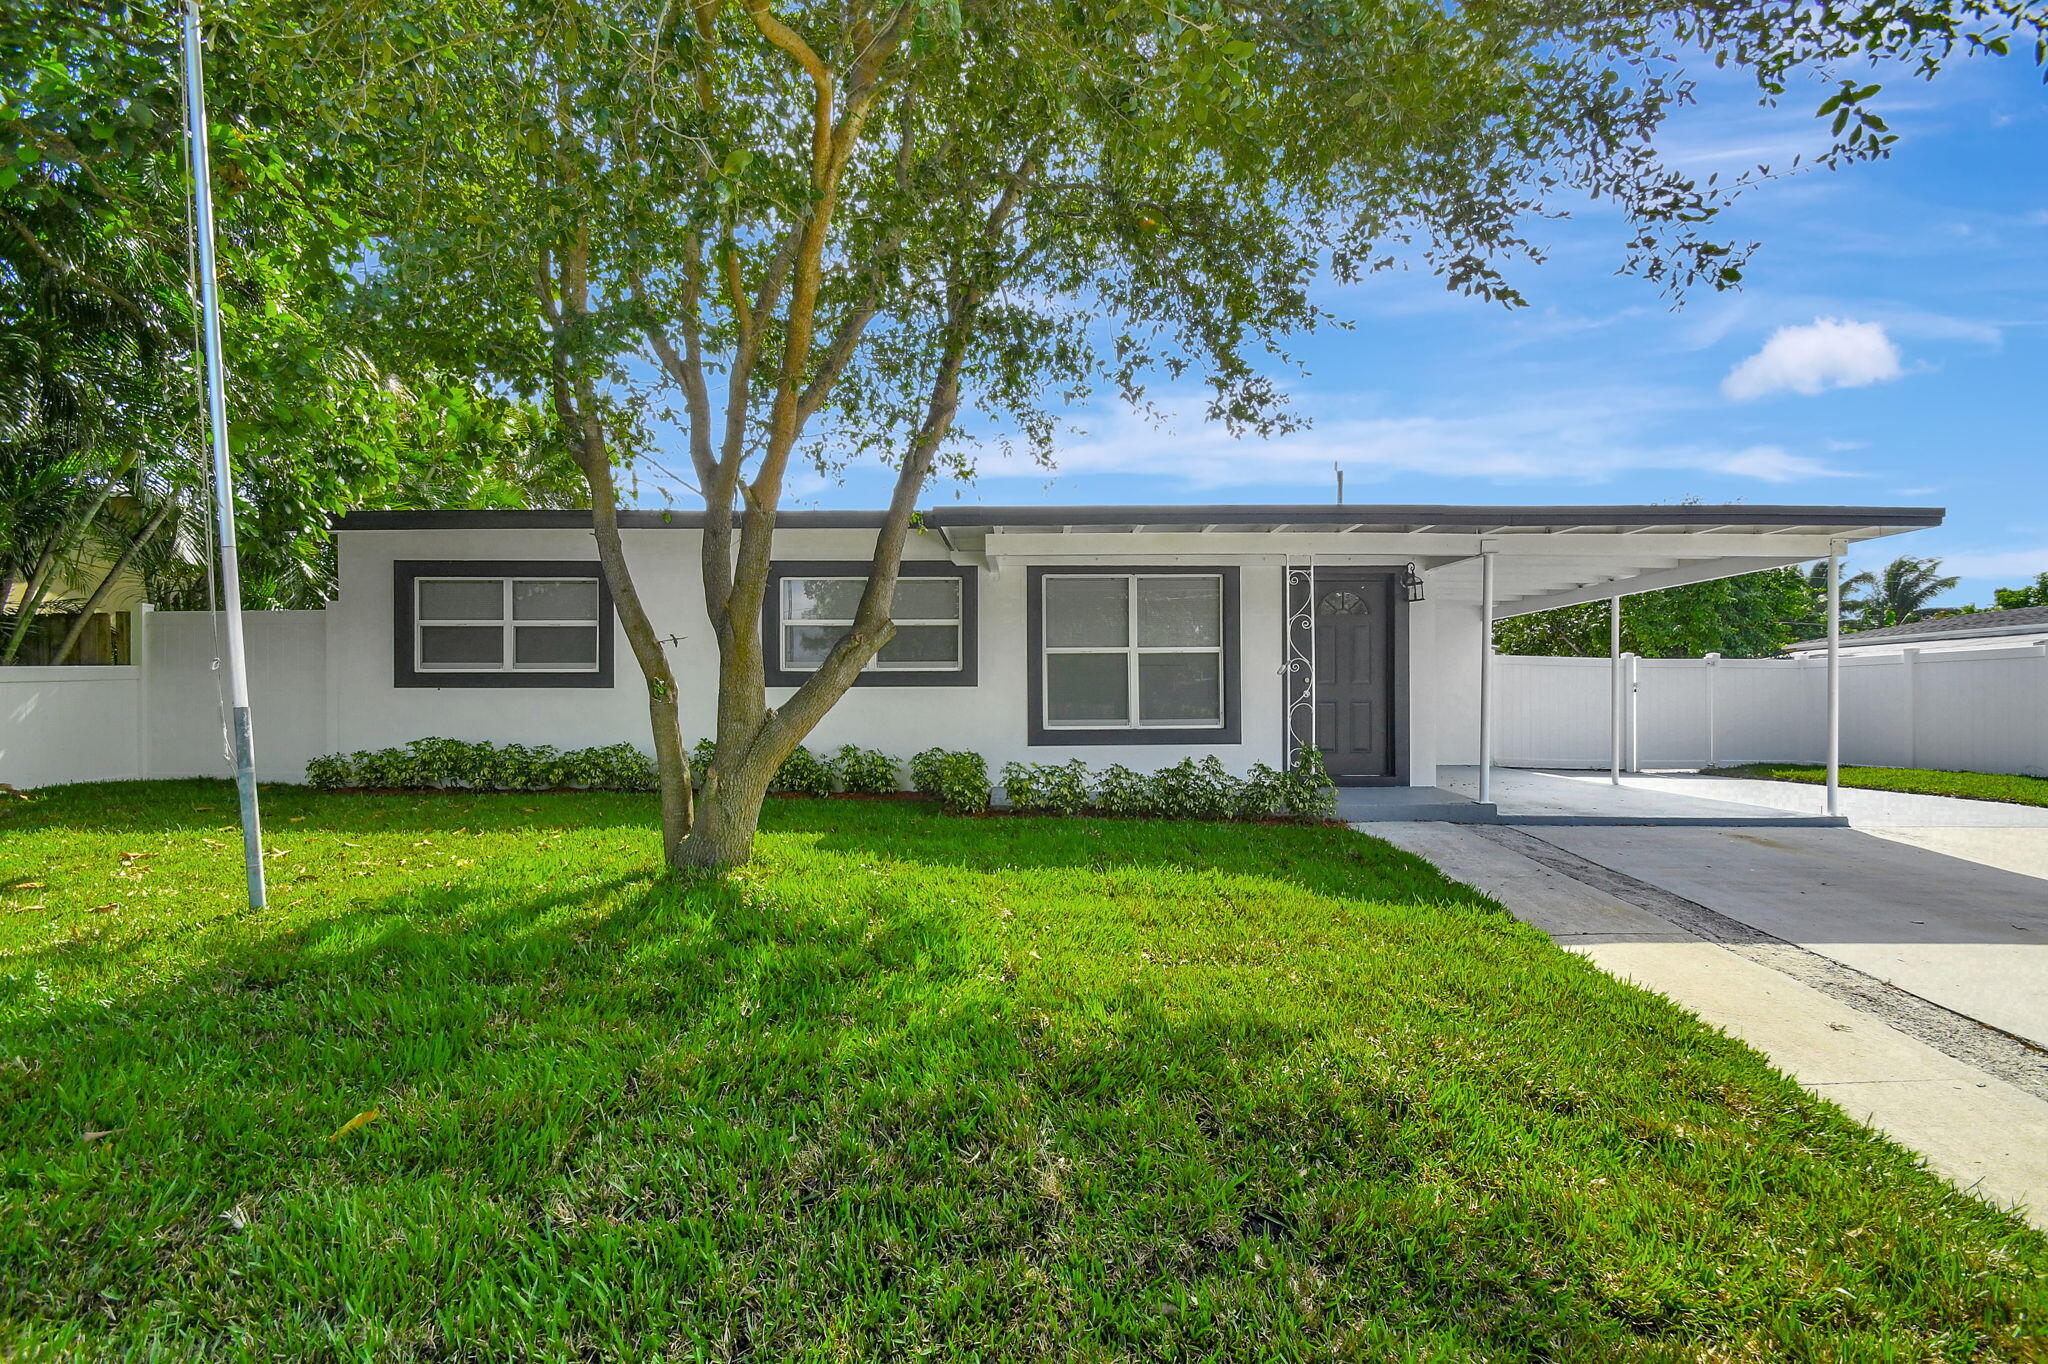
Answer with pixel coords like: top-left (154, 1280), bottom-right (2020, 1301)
top-left (675, 749), bottom-right (774, 871)
top-left (577, 445), bottom-right (694, 871)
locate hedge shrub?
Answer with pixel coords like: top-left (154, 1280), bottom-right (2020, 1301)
top-left (1000, 759), bottom-right (1092, 816)
top-left (911, 747), bottom-right (991, 814)
top-left (303, 737), bottom-right (653, 792)
top-left (770, 745), bottom-right (836, 797)
top-left (834, 744), bottom-right (901, 795)
top-left (305, 735), bottom-right (1335, 822)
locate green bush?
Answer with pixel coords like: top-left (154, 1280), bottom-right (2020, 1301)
top-left (1277, 747), bottom-right (1339, 822)
top-left (1236, 763), bottom-right (1289, 821)
top-left (910, 747), bottom-right (990, 814)
top-left (834, 744), bottom-right (900, 795)
top-left (1000, 759), bottom-right (1092, 815)
top-left (1147, 756), bottom-right (1243, 820)
top-left (302, 738), bottom-right (657, 793)
top-left (771, 745), bottom-right (836, 797)
top-left (304, 753), bottom-right (355, 790)
top-left (1088, 764), bottom-right (1154, 817)
top-left (564, 742), bottom-right (659, 792)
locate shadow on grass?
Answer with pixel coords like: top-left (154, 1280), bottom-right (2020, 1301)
top-left (3, 788), bottom-right (2043, 1359)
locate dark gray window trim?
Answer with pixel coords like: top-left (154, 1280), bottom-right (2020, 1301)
top-left (1283, 567), bottom-right (1409, 786)
top-left (761, 560), bottom-right (979, 688)
top-left (394, 559), bottom-right (615, 689)
top-left (1026, 565), bottom-right (1242, 747)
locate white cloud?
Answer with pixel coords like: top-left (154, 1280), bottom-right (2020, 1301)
top-left (971, 389), bottom-right (1858, 492)
top-left (1938, 546), bottom-right (2048, 579)
top-left (1721, 317), bottom-right (1905, 400)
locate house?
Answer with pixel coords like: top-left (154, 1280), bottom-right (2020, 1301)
top-left (326, 503), bottom-right (1941, 790)
top-left (1785, 603), bottom-right (2048, 658)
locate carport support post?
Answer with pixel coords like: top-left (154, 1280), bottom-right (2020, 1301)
top-left (1608, 595), bottom-right (1623, 785)
top-left (1826, 543), bottom-right (1843, 817)
top-left (1478, 550), bottom-right (1496, 805)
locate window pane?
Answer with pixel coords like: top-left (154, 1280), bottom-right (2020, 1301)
top-left (878, 625), bottom-right (959, 666)
top-left (1136, 576), bottom-right (1221, 647)
top-left (783, 577), bottom-right (866, 622)
top-left (785, 623), bottom-right (848, 665)
top-left (418, 579), bottom-right (503, 621)
top-left (514, 626), bottom-right (597, 667)
top-left (1045, 577), bottom-right (1128, 647)
top-left (891, 577), bottom-right (960, 622)
top-left (514, 579), bottom-right (598, 621)
top-left (1139, 652), bottom-right (1222, 724)
top-left (1046, 652), bottom-right (1129, 725)
top-left (419, 625), bottom-right (504, 667)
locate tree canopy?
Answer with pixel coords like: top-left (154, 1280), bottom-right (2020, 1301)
top-left (1, 0), bottom-right (582, 651)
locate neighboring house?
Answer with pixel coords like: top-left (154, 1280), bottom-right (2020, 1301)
top-left (1, 542), bottom-right (147, 666)
top-left (1785, 604), bottom-right (2048, 658)
top-left (323, 504), bottom-right (1938, 788)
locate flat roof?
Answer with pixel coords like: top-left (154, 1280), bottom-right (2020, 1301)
top-left (336, 503), bottom-right (1944, 535)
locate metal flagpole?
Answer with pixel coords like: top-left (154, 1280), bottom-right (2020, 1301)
top-left (182, 0), bottom-right (266, 909)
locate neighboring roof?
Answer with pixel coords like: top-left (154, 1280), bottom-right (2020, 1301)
top-left (1787, 603), bottom-right (2048, 653)
top-left (336, 503), bottom-right (1944, 535)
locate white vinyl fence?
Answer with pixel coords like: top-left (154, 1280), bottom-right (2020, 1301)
top-left (1, 608), bottom-right (330, 789)
top-left (1497, 646), bottom-right (2048, 777)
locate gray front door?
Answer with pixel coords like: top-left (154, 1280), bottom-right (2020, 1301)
top-left (1313, 574), bottom-right (1394, 780)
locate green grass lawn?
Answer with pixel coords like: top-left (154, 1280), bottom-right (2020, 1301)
top-left (2, 782), bottom-right (2042, 1361)
top-left (1706, 762), bottom-right (2048, 808)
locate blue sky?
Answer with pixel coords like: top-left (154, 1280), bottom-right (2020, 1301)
top-left (647, 51), bottom-right (2048, 608)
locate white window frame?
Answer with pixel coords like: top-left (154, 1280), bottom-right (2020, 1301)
top-left (414, 576), bottom-right (601, 674)
top-left (1041, 572), bottom-right (1226, 730)
top-left (779, 574), bottom-right (964, 673)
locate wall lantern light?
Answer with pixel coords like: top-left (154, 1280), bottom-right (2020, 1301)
top-left (1401, 562), bottom-right (1426, 602)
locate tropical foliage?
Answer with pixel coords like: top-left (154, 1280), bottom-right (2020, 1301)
top-left (1991, 572), bottom-right (2048, 611)
top-left (1492, 568), bottom-right (1817, 658)
top-left (1, 0), bottom-right (581, 655)
top-left (1845, 555), bottom-right (1960, 629)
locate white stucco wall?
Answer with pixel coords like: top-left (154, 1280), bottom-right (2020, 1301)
top-left (328, 525), bottom-right (1364, 779)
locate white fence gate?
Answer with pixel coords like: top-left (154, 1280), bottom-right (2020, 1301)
top-left (1495, 646), bottom-right (2048, 777)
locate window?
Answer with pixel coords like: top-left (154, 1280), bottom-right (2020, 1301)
top-left (782, 575), bottom-right (962, 671)
top-left (1029, 569), bottom-right (1239, 744)
top-left (762, 561), bottom-right (977, 687)
top-left (395, 561), bottom-right (613, 688)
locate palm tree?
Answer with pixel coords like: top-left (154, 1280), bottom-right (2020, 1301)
top-left (1790, 561), bottom-right (1876, 638)
top-left (1849, 556), bottom-right (1961, 629)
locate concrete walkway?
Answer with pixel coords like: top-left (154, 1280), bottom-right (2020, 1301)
top-left (1368, 820), bottom-right (2048, 1228)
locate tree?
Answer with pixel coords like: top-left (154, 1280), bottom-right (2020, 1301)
top-left (240, 0), bottom-right (2048, 868)
top-left (1992, 573), bottom-right (2048, 610)
top-left (1848, 555), bottom-right (1959, 628)
top-left (2, 0), bottom-right (582, 657)
top-left (1492, 568), bottom-right (1817, 658)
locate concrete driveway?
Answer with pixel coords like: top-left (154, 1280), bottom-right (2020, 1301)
top-left (1530, 825), bottom-right (2048, 1049)
top-left (1369, 814), bottom-right (2048, 1227)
